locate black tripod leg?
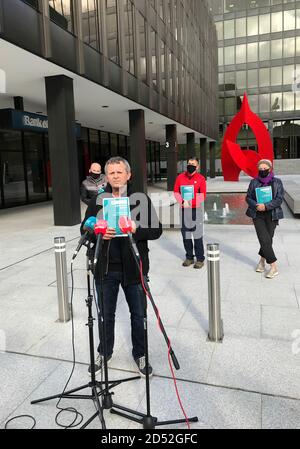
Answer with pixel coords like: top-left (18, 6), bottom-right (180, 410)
top-left (155, 417), bottom-right (199, 427)
top-left (31, 383), bottom-right (91, 405)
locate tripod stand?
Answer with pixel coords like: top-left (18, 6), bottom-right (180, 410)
top-left (110, 233), bottom-right (199, 429)
top-left (31, 244), bottom-right (139, 429)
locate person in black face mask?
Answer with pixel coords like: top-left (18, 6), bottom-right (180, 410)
top-left (174, 157), bottom-right (207, 269)
top-left (80, 163), bottom-right (107, 206)
top-left (246, 159), bottom-right (284, 279)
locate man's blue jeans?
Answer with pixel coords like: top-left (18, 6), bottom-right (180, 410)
top-left (96, 272), bottom-right (145, 360)
top-left (181, 208), bottom-right (205, 262)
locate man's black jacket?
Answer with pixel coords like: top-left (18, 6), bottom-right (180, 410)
top-left (80, 183), bottom-right (162, 286)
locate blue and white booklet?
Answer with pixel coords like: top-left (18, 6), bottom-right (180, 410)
top-left (103, 197), bottom-right (131, 237)
top-left (181, 185), bottom-right (195, 201)
top-left (255, 186), bottom-right (273, 204)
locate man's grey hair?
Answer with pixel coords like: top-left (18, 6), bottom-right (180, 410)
top-left (105, 157), bottom-right (131, 175)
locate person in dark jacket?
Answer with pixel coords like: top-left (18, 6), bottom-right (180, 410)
top-left (81, 157), bottom-right (162, 377)
top-left (80, 163), bottom-right (106, 206)
top-left (246, 159), bottom-right (284, 279)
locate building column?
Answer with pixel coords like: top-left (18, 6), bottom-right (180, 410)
top-left (129, 109), bottom-right (147, 194)
top-left (200, 138), bottom-right (207, 179)
top-left (166, 124), bottom-right (178, 191)
top-left (186, 133), bottom-right (195, 159)
top-left (209, 141), bottom-right (216, 179)
top-left (45, 75), bottom-right (81, 226)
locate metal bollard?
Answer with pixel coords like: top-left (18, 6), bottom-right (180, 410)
top-left (207, 243), bottom-right (224, 342)
top-left (54, 237), bottom-right (70, 323)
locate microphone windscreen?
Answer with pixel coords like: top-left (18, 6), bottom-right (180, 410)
top-left (94, 220), bottom-right (108, 236)
top-left (119, 216), bottom-right (132, 234)
top-left (84, 216), bottom-right (97, 232)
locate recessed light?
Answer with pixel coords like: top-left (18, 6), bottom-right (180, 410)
top-left (148, 122), bottom-right (154, 125)
top-left (102, 105), bottom-right (109, 108)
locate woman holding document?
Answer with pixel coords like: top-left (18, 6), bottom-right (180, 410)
top-left (246, 159), bottom-right (284, 279)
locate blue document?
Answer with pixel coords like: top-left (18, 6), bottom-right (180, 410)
top-left (181, 185), bottom-right (194, 201)
top-left (103, 197), bottom-right (131, 237)
top-left (255, 186), bottom-right (273, 204)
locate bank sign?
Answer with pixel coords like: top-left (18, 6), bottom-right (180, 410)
top-left (23, 114), bottom-right (48, 131)
top-left (0, 109), bottom-right (81, 137)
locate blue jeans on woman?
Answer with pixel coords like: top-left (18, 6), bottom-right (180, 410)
top-left (96, 272), bottom-right (145, 360)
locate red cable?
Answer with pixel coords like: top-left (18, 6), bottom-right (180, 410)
top-left (139, 260), bottom-right (191, 430)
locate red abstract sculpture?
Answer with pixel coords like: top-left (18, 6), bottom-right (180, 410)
top-left (221, 94), bottom-right (274, 181)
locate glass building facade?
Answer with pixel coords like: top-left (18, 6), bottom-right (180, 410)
top-left (0, 0), bottom-right (218, 208)
top-left (208, 0), bottom-right (300, 160)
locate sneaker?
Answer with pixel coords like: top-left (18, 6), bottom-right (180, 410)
top-left (88, 354), bottom-right (112, 376)
top-left (182, 259), bottom-right (194, 267)
top-left (134, 356), bottom-right (153, 378)
top-left (194, 261), bottom-right (204, 269)
top-left (266, 268), bottom-right (279, 279)
top-left (256, 260), bottom-right (265, 273)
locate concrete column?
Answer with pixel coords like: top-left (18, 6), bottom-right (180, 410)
top-left (45, 75), bottom-right (81, 226)
top-left (186, 133), bottom-right (195, 160)
top-left (166, 124), bottom-right (178, 191)
top-left (200, 138), bottom-right (207, 179)
top-left (209, 141), bottom-right (216, 179)
top-left (129, 109), bottom-right (147, 194)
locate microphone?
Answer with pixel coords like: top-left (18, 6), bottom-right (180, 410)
top-left (93, 220), bottom-right (108, 266)
top-left (72, 216), bottom-right (96, 261)
top-left (118, 217), bottom-right (140, 260)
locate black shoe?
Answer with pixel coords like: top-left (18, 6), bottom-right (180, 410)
top-left (88, 354), bottom-right (112, 376)
top-left (134, 356), bottom-right (153, 377)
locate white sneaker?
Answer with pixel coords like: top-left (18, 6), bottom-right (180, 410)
top-left (255, 260), bottom-right (265, 273)
top-left (266, 268), bottom-right (279, 279)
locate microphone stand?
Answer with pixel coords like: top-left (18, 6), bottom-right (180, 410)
top-left (31, 242), bottom-right (138, 429)
top-left (93, 235), bottom-right (140, 412)
top-left (110, 233), bottom-right (199, 429)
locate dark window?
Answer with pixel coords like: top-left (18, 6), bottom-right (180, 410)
top-left (49, 0), bottom-right (74, 33)
top-left (0, 131), bottom-right (26, 207)
top-left (82, 0), bottom-right (100, 51)
top-left (106, 0), bottom-right (119, 65)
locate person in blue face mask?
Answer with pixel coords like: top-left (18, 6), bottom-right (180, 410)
top-left (246, 159), bottom-right (284, 279)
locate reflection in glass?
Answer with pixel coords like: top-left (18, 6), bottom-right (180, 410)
top-left (259, 94), bottom-right (270, 113)
top-left (236, 71), bottom-right (246, 89)
top-left (271, 12), bottom-right (282, 33)
top-left (106, 0), bottom-right (119, 64)
top-left (259, 41), bottom-right (270, 60)
top-left (247, 43), bottom-right (258, 63)
top-left (247, 16), bottom-right (258, 36)
top-left (138, 12), bottom-right (147, 83)
top-left (151, 29), bottom-right (157, 87)
top-left (224, 20), bottom-right (234, 39)
top-left (283, 65), bottom-right (295, 85)
top-left (284, 38), bottom-right (295, 58)
top-left (49, 0), bottom-right (74, 32)
top-left (271, 66), bottom-right (282, 86)
top-left (236, 17), bottom-right (246, 38)
top-left (271, 93), bottom-right (282, 112)
top-left (271, 39), bottom-right (282, 59)
top-left (248, 69), bottom-right (258, 88)
top-left (24, 133), bottom-right (47, 202)
top-left (81, 0), bottom-right (100, 50)
top-left (224, 46), bottom-right (235, 65)
top-left (283, 92), bottom-right (295, 111)
top-left (0, 131), bottom-right (26, 206)
top-left (124, 0), bottom-right (135, 74)
top-left (284, 10), bottom-right (295, 31)
top-left (259, 68), bottom-right (270, 87)
top-left (259, 14), bottom-right (270, 34)
top-left (236, 44), bottom-right (246, 64)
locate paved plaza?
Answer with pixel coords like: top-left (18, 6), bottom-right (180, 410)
top-left (0, 177), bottom-right (300, 429)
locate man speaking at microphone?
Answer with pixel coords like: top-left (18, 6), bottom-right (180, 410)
top-left (81, 157), bottom-right (162, 377)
